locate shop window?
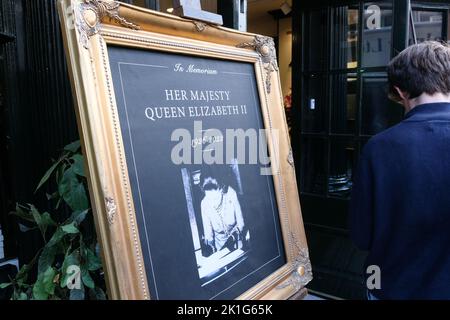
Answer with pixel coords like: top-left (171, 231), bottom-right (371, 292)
top-left (129, 0), bottom-right (159, 10)
top-left (330, 73), bottom-right (358, 134)
top-left (328, 139), bottom-right (355, 199)
top-left (332, 6), bottom-right (359, 69)
top-left (305, 9), bottom-right (329, 71)
top-left (360, 73), bottom-right (403, 136)
top-left (362, 1), bottom-right (393, 68)
top-left (295, 0), bottom-right (450, 300)
top-left (409, 9), bottom-right (446, 45)
top-left (301, 138), bottom-right (327, 195)
top-left (302, 74), bottom-right (328, 133)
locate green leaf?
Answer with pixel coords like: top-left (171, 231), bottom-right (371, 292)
top-left (70, 209), bottom-right (89, 226)
top-left (89, 287), bottom-right (106, 300)
top-left (17, 292), bottom-right (28, 300)
top-left (11, 204), bottom-right (34, 223)
top-left (61, 222), bottom-right (79, 234)
top-left (70, 288), bottom-right (85, 300)
top-left (55, 197), bottom-right (62, 210)
top-left (32, 284), bottom-right (47, 300)
top-left (15, 251), bottom-right (39, 284)
top-left (33, 267), bottom-right (57, 300)
top-left (46, 192), bottom-right (59, 200)
top-left (12, 290), bottom-right (29, 300)
top-left (81, 267), bottom-right (95, 289)
top-left (38, 228), bottom-right (65, 273)
top-left (29, 205), bottom-right (43, 232)
top-left (38, 245), bottom-right (58, 275)
top-left (64, 140), bottom-right (81, 153)
top-left (60, 250), bottom-right (80, 289)
top-left (71, 154), bottom-right (86, 177)
top-left (29, 205), bottom-right (56, 238)
top-left (18, 223), bottom-right (37, 233)
top-left (84, 247), bottom-right (102, 271)
top-left (47, 227), bottom-right (65, 246)
top-left (41, 212), bottom-right (56, 228)
top-left (0, 282), bottom-right (11, 289)
top-left (58, 167), bottom-right (89, 212)
top-left (15, 264), bottom-right (32, 283)
top-left (55, 163), bottom-right (66, 186)
top-left (35, 158), bottom-right (64, 193)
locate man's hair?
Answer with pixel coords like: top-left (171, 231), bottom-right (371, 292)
top-left (387, 41), bottom-right (450, 101)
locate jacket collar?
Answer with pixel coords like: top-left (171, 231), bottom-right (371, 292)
top-left (404, 103), bottom-right (450, 121)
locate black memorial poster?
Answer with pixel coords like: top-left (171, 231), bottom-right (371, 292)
top-left (108, 46), bottom-right (286, 300)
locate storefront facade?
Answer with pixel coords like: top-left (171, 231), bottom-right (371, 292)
top-left (292, 0), bottom-right (450, 299)
top-left (0, 0), bottom-right (449, 300)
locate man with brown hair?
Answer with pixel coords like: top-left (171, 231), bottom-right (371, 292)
top-left (349, 41), bottom-right (450, 300)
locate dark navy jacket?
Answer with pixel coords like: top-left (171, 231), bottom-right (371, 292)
top-left (349, 103), bottom-right (450, 300)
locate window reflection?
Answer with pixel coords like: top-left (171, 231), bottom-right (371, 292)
top-left (132, 0), bottom-right (147, 7)
top-left (331, 73), bottom-right (357, 134)
top-left (302, 74), bottom-right (327, 133)
top-left (328, 140), bottom-right (355, 199)
top-left (361, 73), bottom-right (403, 135)
top-left (362, 2), bottom-right (393, 68)
top-left (301, 138), bottom-right (327, 195)
top-left (332, 6), bottom-right (359, 69)
top-left (306, 9), bottom-right (329, 71)
top-left (409, 10), bottom-right (444, 45)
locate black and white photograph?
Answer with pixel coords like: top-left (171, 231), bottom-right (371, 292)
top-left (181, 160), bottom-right (251, 286)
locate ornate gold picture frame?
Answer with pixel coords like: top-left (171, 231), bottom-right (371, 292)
top-left (58, 0), bottom-right (312, 300)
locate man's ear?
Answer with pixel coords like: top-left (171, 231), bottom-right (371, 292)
top-left (394, 86), bottom-right (409, 101)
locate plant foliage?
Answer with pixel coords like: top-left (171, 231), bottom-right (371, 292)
top-left (0, 141), bottom-right (106, 300)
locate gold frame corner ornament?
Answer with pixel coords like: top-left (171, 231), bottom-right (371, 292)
top-left (76, 0), bottom-right (140, 49)
top-left (278, 234), bottom-right (313, 292)
top-left (237, 35), bottom-right (279, 94)
top-left (290, 248), bottom-right (313, 291)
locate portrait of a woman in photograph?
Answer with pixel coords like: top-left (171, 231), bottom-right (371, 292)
top-left (201, 168), bottom-right (246, 253)
top-left (181, 162), bottom-right (251, 287)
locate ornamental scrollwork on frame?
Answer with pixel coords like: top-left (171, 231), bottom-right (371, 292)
top-left (277, 233), bottom-right (313, 292)
top-left (75, 0), bottom-right (140, 49)
top-left (193, 21), bottom-right (208, 32)
top-left (105, 196), bottom-right (117, 225)
top-left (237, 35), bottom-right (279, 94)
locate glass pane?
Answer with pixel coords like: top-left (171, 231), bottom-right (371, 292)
top-left (301, 138), bottom-right (327, 195)
top-left (133, 0), bottom-right (146, 7)
top-left (331, 73), bottom-right (358, 134)
top-left (133, 0), bottom-right (160, 10)
top-left (329, 139), bottom-right (355, 199)
top-left (302, 74), bottom-right (327, 133)
top-left (409, 10), bottom-right (444, 45)
top-left (361, 73), bottom-right (404, 135)
top-left (332, 6), bottom-right (359, 69)
top-left (306, 9), bottom-right (329, 71)
top-left (362, 2), bottom-right (393, 68)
